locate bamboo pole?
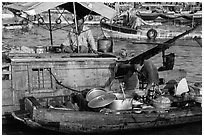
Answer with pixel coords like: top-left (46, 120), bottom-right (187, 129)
top-left (73, 2), bottom-right (79, 53)
top-left (48, 9), bottom-right (53, 46)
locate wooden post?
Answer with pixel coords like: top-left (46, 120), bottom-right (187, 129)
top-left (162, 50), bottom-right (165, 66)
top-left (48, 9), bottom-right (53, 46)
top-left (73, 2), bottom-right (79, 53)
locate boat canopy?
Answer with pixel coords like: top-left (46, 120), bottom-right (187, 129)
top-left (5, 2), bottom-right (117, 20)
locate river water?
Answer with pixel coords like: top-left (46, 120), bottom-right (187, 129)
top-left (2, 24), bottom-right (202, 135)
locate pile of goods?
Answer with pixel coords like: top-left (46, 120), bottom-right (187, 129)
top-left (50, 79), bottom-right (202, 114)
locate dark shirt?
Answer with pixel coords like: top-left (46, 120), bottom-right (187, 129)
top-left (140, 60), bottom-right (159, 85)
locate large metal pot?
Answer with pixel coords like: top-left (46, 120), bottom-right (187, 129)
top-left (113, 93), bottom-right (133, 100)
top-left (108, 98), bottom-right (133, 111)
top-left (97, 38), bottom-right (113, 53)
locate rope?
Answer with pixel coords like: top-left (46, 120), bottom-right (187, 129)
top-left (47, 69), bottom-right (81, 93)
top-left (99, 17), bottom-right (108, 39)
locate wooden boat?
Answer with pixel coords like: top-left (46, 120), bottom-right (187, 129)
top-left (100, 20), bottom-right (202, 40)
top-left (11, 96), bottom-right (201, 134)
top-left (3, 2), bottom-right (202, 134)
top-left (100, 7), bottom-right (202, 41)
top-left (4, 52), bottom-right (202, 134)
top-left (3, 41), bottom-right (201, 135)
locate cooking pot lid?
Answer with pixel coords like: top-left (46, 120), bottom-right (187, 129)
top-left (88, 93), bottom-right (116, 108)
top-left (86, 88), bottom-right (107, 101)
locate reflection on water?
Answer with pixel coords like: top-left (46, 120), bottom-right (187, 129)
top-left (2, 25), bottom-right (202, 135)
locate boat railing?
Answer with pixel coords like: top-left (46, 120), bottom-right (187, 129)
top-left (8, 52), bottom-right (117, 59)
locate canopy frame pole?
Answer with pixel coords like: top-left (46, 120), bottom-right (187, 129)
top-left (162, 50), bottom-right (165, 66)
top-left (48, 9), bottom-right (53, 46)
top-left (73, 2), bottom-right (79, 53)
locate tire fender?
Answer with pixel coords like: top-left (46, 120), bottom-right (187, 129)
top-left (100, 17), bottom-right (107, 23)
top-left (147, 29), bottom-right (157, 40)
top-left (88, 15), bottom-right (93, 21)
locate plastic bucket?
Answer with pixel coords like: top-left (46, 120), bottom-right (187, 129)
top-left (97, 38), bottom-right (113, 53)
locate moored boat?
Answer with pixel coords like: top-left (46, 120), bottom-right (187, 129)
top-left (100, 19), bottom-right (202, 40)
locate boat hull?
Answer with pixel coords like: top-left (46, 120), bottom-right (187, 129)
top-left (100, 21), bottom-right (202, 40)
top-left (12, 104), bottom-right (202, 134)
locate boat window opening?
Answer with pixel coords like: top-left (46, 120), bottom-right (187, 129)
top-left (2, 65), bottom-right (11, 80)
top-left (31, 68), bottom-right (53, 90)
top-left (2, 74), bottom-right (10, 80)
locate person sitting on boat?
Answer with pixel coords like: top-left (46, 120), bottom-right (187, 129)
top-left (127, 9), bottom-right (147, 29)
top-left (61, 16), bottom-right (97, 53)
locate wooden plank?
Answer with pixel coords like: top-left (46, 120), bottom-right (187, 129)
top-left (2, 81), bottom-right (13, 107)
top-left (31, 106), bottom-right (201, 133)
top-left (11, 57), bottom-right (116, 63)
top-left (2, 63), bottom-right (10, 68)
top-left (24, 89), bottom-right (72, 98)
top-left (33, 107), bottom-right (201, 124)
top-left (14, 71), bottom-right (29, 91)
top-left (9, 53), bottom-right (116, 59)
top-left (2, 71), bottom-right (11, 75)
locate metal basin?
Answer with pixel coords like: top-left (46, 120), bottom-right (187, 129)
top-left (86, 88), bottom-right (107, 101)
top-left (88, 93), bottom-right (116, 108)
top-left (108, 98), bottom-right (133, 111)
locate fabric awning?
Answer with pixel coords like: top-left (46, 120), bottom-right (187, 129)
top-left (6, 2), bottom-right (117, 20)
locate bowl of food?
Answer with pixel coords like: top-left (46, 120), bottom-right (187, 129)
top-left (153, 96), bottom-right (171, 109)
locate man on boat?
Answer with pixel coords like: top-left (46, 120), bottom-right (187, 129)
top-left (127, 9), bottom-right (147, 29)
top-left (134, 60), bottom-right (160, 97)
top-left (115, 58), bottom-right (160, 97)
top-left (61, 16), bottom-right (97, 53)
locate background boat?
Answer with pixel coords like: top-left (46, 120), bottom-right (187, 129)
top-left (100, 20), bottom-right (202, 41)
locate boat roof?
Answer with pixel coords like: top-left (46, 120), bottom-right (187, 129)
top-left (5, 2), bottom-right (117, 20)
